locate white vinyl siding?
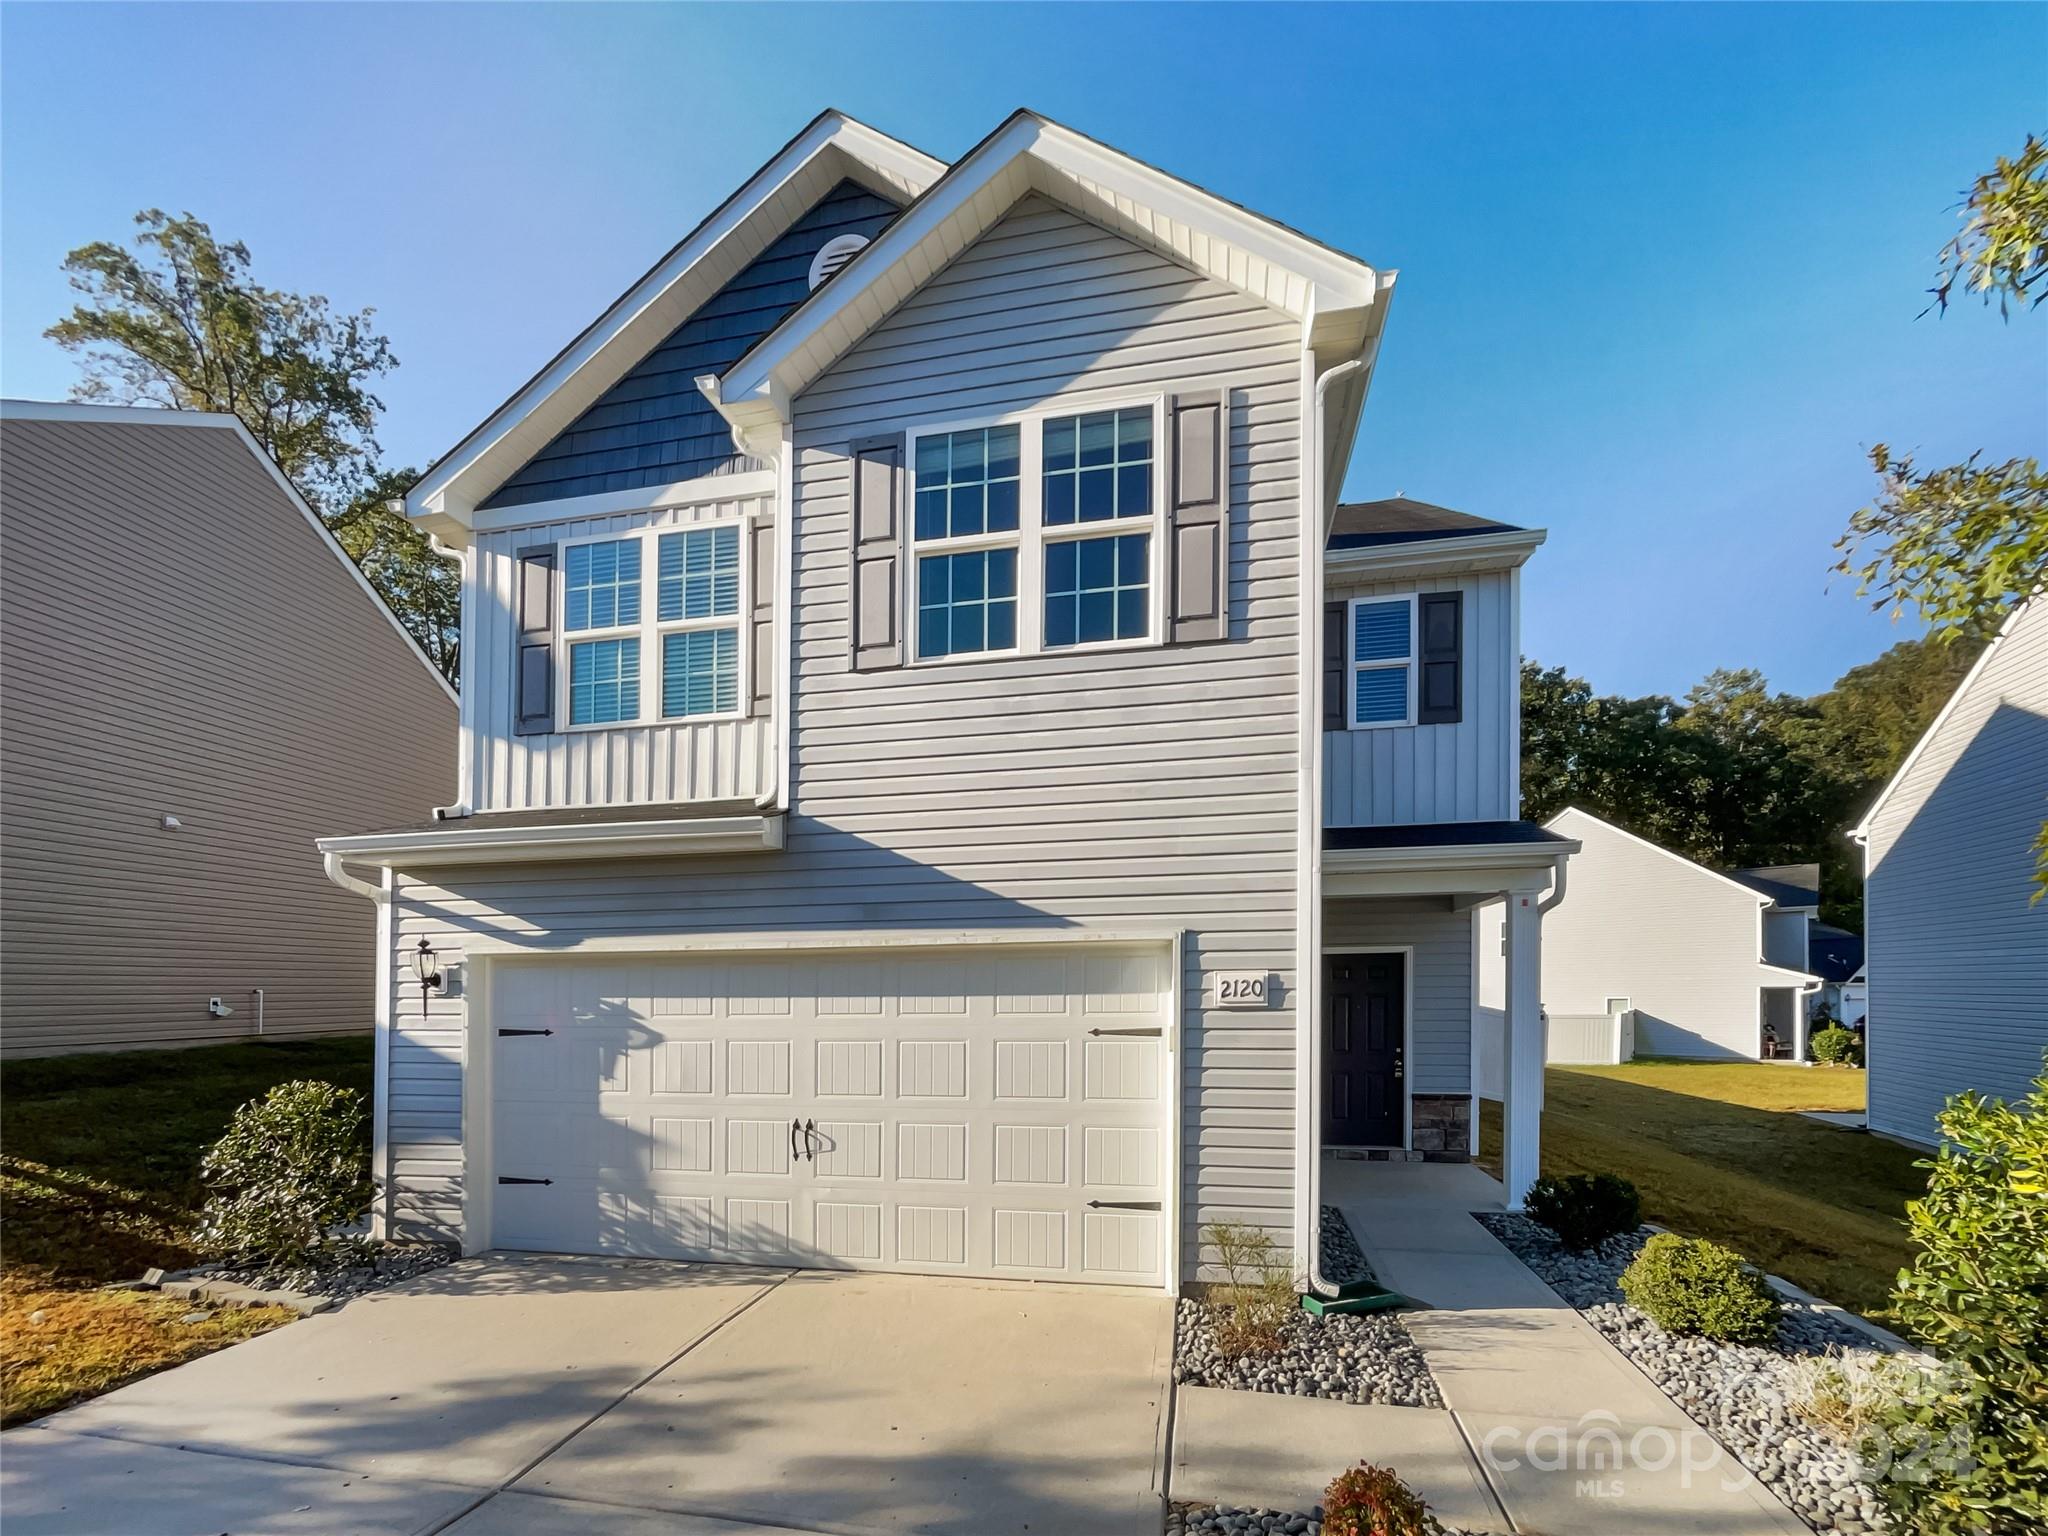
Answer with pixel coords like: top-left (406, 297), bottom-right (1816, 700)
top-left (467, 493), bottom-right (774, 809)
top-left (1324, 571), bottom-right (1515, 825)
top-left (387, 194), bottom-right (1306, 1278)
top-left (1324, 899), bottom-right (1475, 1093)
top-left (1863, 598), bottom-right (2048, 1145)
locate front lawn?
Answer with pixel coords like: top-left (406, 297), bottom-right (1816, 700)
top-left (1479, 1060), bottom-right (1927, 1324)
top-left (0, 1035), bottom-right (374, 1425)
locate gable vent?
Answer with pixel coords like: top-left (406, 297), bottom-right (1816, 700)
top-left (807, 233), bottom-right (870, 291)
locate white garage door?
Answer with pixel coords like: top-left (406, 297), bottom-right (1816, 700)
top-left (487, 946), bottom-right (1171, 1286)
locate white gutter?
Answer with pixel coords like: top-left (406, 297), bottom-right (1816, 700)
top-left (317, 812), bottom-right (784, 869)
top-left (322, 849), bottom-right (388, 902)
top-left (1300, 354), bottom-right (1365, 1301)
top-left (1325, 528), bottom-right (1548, 580)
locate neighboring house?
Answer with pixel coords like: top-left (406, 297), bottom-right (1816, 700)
top-left (0, 401), bottom-right (457, 1057)
top-left (1806, 924), bottom-right (1866, 1026)
top-left (316, 109), bottom-right (1575, 1292)
top-left (1852, 595), bottom-right (2048, 1146)
top-left (1480, 809), bottom-right (1821, 1062)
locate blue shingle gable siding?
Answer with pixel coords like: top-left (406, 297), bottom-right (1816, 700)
top-left (482, 180), bottom-right (901, 510)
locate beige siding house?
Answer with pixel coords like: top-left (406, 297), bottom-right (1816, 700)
top-left (1854, 596), bottom-right (2048, 1145)
top-left (1, 403), bottom-right (457, 1057)
top-left (317, 109), bottom-right (1574, 1293)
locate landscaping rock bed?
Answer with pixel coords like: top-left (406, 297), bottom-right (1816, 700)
top-left (1173, 1207), bottom-right (1442, 1409)
top-left (1168, 1503), bottom-right (1479, 1536)
top-left (1477, 1213), bottom-right (1894, 1535)
top-left (177, 1241), bottom-right (456, 1305)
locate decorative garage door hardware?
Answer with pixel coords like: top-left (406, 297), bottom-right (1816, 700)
top-left (1087, 1027), bottom-right (1163, 1037)
top-left (789, 1117), bottom-right (819, 1163)
top-left (496, 1027), bottom-right (553, 1037)
top-left (498, 1176), bottom-right (552, 1186)
top-left (1087, 1200), bottom-right (1162, 1211)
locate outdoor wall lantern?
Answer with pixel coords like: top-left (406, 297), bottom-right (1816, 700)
top-left (411, 937), bottom-right (443, 1018)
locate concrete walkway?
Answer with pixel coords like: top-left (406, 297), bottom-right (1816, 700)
top-left (1328, 1160), bottom-right (1810, 1536)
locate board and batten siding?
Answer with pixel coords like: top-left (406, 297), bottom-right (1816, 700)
top-left (0, 415), bottom-right (455, 1057)
top-left (1481, 808), bottom-right (1771, 1060)
top-left (385, 194), bottom-right (1307, 1278)
top-left (1323, 570), bottom-right (1515, 826)
top-left (1863, 597), bottom-right (2048, 1145)
top-left (1324, 899), bottom-right (1474, 1094)
top-left (466, 492), bottom-right (776, 811)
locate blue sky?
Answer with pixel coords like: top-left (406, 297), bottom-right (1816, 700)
top-left (3, 3), bottom-right (2042, 697)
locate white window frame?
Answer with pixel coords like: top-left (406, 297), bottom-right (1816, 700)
top-left (905, 393), bottom-right (1166, 668)
top-left (557, 518), bottom-right (750, 730)
top-left (1345, 592), bottom-right (1418, 730)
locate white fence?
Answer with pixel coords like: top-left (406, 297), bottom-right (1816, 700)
top-left (1475, 1007), bottom-right (1634, 1099)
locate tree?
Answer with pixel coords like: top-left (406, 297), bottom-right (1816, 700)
top-left (1928, 133), bottom-right (2048, 316)
top-left (324, 466), bottom-right (460, 680)
top-left (48, 211), bottom-right (460, 684)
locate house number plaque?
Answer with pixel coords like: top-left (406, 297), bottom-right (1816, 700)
top-left (1214, 971), bottom-right (1269, 1008)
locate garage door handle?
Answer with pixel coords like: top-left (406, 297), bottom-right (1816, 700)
top-left (791, 1118), bottom-right (802, 1163)
top-left (498, 1176), bottom-right (552, 1186)
top-left (497, 1028), bottom-right (553, 1037)
top-left (804, 1118), bottom-right (818, 1162)
top-left (1088, 1027), bottom-right (1162, 1037)
top-left (1087, 1200), bottom-right (1161, 1211)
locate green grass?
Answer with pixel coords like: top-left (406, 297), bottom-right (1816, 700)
top-left (0, 1036), bottom-right (373, 1424)
top-left (1480, 1060), bottom-right (1929, 1323)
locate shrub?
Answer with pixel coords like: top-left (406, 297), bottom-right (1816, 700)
top-left (1523, 1172), bottom-right (1641, 1251)
top-left (1322, 1462), bottom-right (1434, 1536)
top-left (1782, 1348), bottom-right (1941, 1442)
top-left (1811, 1025), bottom-right (1863, 1067)
top-left (1872, 1066), bottom-right (2048, 1536)
top-left (196, 1081), bottom-right (373, 1268)
top-left (1619, 1232), bottom-right (1782, 1343)
top-left (1203, 1221), bottom-right (1296, 1359)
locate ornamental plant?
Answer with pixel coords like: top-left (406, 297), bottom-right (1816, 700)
top-left (1522, 1172), bottom-right (1641, 1251)
top-left (1202, 1221), bottom-right (1296, 1359)
top-left (1618, 1233), bottom-right (1782, 1344)
top-left (1811, 1025), bottom-right (1864, 1067)
top-left (1322, 1462), bottom-right (1433, 1536)
top-left (197, 1081), bottom-right (374, 1268)
top-left (1873, 1066), bottom-right (2048, 1536)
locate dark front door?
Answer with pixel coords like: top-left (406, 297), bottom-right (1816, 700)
top-left (1325, 953), bottom-right (1403, 1147)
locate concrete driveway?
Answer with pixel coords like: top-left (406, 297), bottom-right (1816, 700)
top-left (4, 1254), bottom-right (1174, 1536)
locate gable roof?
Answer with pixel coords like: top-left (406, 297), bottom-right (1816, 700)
top-left (1, 400), bottom-right (456, 704)
top-left (1808, 923), bottom-right (1865, 983)
top-left (1851, 593), bottom-right (2046, 840)
top-left (703, 108), bottom-right (1395, 482)
top-left (1547, 807), bottom-right (1775, 905)
top-left (1328, 498), bottom-right (1522, 550)
top-left (1728, 865), bottom-right (1820, 909)
top-left (407, 110), bottom-right (944, 535)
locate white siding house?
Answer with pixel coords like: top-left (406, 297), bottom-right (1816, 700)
top-left (1480, 808), bottom-right (1820, 1061)
top-left (1854, 597), bottom-right (2048, 1145)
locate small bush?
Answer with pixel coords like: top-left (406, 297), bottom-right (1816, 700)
top-left (196, 1081), bottom-right (373, 1269)
top-left (1811, 1025), bottom-right (1863, 1067)
top-left (1619, 1232), bottom-right (1782, 1343)
top-left (1781, 1348), bottom-right (1940, 1442)
top-left (1872, 1066), bottom-right (2048, 1536)
top-left (1523, 1172), bottom-right (1641, 1251)
top-left (1203, 1221), bottom-right (1296, 1359)
top-left (1323, 1462), bottom-right (1433, 1536)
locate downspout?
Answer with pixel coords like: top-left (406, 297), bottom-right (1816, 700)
top-left (319, 850), bottom-right (396, 1235)
top-left (323, 848), bottom-right (387, 903)
top-left (1300, 355), bottom-right (1365, 1300)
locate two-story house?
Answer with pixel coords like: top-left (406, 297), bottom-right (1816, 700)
top-left (318, 110), bottom-right (1574, 1293)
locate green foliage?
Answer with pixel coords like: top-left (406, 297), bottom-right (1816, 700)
top-left (324, 465), bottom-right (460, 679)
top-left (1876, 1067), bottom-right (2048, 1536)
top-left (1619, 1232), bottom-right (1782, 1343)
top-left (1202, 1221), bottom-right (1296, 1359)
top-left (1929, 134), bottom-right (2048, 317)
top-left (1523, 1172), bottom-right (1641, 1251)
top-left (196, 1082), bottom-right (374, 1268)
top-left (1835, 446), bottom-right (2048, 644)
top-left (1322, 1462), bottom-right (1434, 1536)
top-left (1811, 1025), bottom-right (1864, 1067)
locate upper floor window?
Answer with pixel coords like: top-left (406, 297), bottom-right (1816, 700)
top-left (561, 522), bottom-right (744, 727)
top-left (1349, 596), bottom-right (1415, 728)
top-left (909, 400), bottom-right (1161, 663)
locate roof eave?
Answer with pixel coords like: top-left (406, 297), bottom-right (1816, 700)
top-left (1326, 527), bottom-right (1547, 581)
top-left (316, 812), bottom-right (785, 868)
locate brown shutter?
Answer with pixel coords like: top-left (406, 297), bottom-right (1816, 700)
top-left (1417, 591), bottom-right (1463, 725)
top-left (748, 518), bottom-right (776, 715)
top-left (849, 434), bottom-right (904, 671)
top-left (1323, 601), bottom-right (1347, 729)
top-left (1167, 390), bottom-right (1227, 643)
top-left (512, 544), bottom-right (556, 736)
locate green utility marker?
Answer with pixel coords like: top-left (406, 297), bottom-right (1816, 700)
top-left (1301, 1280), bottom-right (1411, 1316)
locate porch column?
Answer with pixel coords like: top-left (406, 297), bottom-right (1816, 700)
top-left (1502, 893), bottom-right (1544, 1208)
top-left (1793, 992), bottom-right (1810, 1065)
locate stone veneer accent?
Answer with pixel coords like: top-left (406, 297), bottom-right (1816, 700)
top-left (1409, 1094), bottom-right (1472, 1161)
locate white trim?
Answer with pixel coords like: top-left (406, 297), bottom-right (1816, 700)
top-left (1345, 592), bottom-right (1419, 729)
top-left (1509, 564), bottom-right (1524, 815)
top-left (1323, 839), bottom-right (1582, 879)
top-left (372, 866), bottom-right (395, 1237)
top-left (1323, 945), bottom-right (1415, 1152)
top-left (1325, 527), bottom-right (1547, 582)
top-left (469, 469), bottom-right (778, 536)
top-left (1850, 593), bottom-right (2040, 841)
top-left (408, 113), bottom-right (944, 527)
top-left (459, 929), bottom-right (1184, 1294)
top-left (316, 812), bottom-right (784, 867)
top-left (555, 518), bottom-right (751, 730)
top-left (904, 396), bottom-right (1166, 666)
top-left (1, 399), bottom-right (458, 705)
